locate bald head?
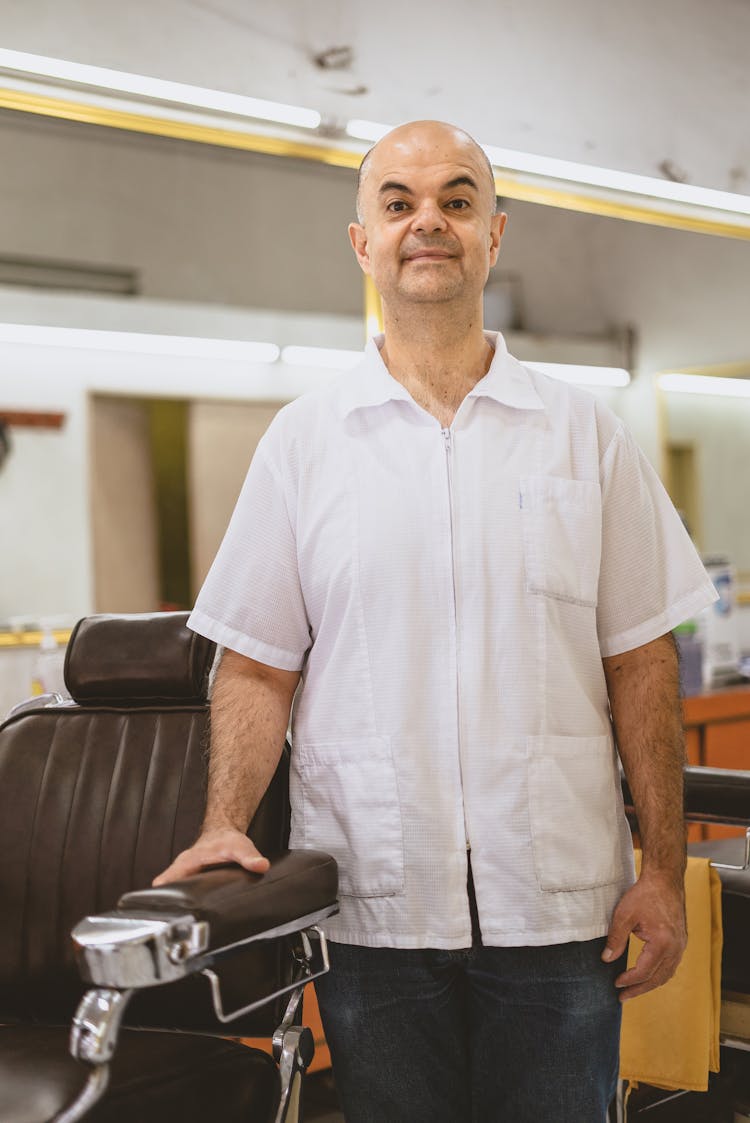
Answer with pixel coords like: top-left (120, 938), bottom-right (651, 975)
top-left (356, 120), bottom-right (497, 224)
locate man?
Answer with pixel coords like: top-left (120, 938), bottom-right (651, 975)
top-left (155, 121), bottom-right (717, 1121)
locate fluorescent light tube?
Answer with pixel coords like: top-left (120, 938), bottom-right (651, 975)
top-left (281, 346), bottom-right (364, 369)
top-left (658, 373), bottom-right (750, 398)
top-left (526, 363), bottom-right (630, 387)
top-left (481, 144), bottom-right (750, 216)
top-left (345, 120), bottom-right (393, 143)
top-left (0, 322), bottom-right (280, 362)
top-left (0, 49), bottom-right (321, 129)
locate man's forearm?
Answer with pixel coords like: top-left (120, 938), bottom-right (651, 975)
top-left (603, 632), bottom-right (686, 886)
top-left (152, 649), bottom-right (299, 885)
top-left (201, 649), bottom-right (298, 833)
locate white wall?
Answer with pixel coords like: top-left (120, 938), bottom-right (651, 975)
top-left (1, 0), bottom-right (748, 194)
top-left (0, 291), bottom-right (363, 621)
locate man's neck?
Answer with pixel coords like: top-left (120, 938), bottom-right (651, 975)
top-left (379, 304), bottom-right (493, 428)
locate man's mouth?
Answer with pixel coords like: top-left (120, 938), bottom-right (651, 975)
top-left (404, 251), bottom-right (454, 261)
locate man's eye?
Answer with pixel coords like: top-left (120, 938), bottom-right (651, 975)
top-left (387, 200), bottom-right (409, 212)
top-left (447, 199), bottom-right (470, 210)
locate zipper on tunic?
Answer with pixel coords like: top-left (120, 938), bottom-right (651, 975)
top-left (442, 427), bottom-right (471, 851)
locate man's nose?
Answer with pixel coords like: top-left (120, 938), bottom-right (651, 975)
top-left (411, 200), bottom-right (447, 233)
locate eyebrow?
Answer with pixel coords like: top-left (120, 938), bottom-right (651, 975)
top-left (377, 174), bottom-right (480, 197)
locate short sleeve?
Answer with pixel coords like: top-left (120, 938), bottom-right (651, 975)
top-left (187, 436), bottom-right (311, 671)
top-left (596, 425), bottom-right (717, 657)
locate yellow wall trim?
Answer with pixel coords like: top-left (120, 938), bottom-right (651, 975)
top-left (3, 86), bottom-right (750, 241)
top-left (0, 629), bottom-right (72, 649)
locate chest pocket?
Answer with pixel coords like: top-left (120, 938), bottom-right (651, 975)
top-left (520, 475), bottom-right (602, 608)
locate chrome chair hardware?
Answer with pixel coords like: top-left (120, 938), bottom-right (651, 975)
top-left (53, 1066), bottom-right (111, 1123)
top-left (165, 920), bottom-right (212, 964)
top-left (272, 985), bottom-right (307, 1061)
top-left (709, 827), bottom-right (750, 872)
top-left (55, 989), bottom-right (134, 1123)
top-left (69, 987), bottom-right (133, 1065)
top-left (204, 925), bottom-right (330, 1025)
top-left (6, 692), bottom-right (65, 719)
top-left (274, 1026), bottom-right (316, 1123)
top-left (72, 913), bottom-right (209, 987)
top-left (270, 957), bottom-right (321, 1123)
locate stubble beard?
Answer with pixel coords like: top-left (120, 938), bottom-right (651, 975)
top-left (386, 261), bottom-right (470, 306)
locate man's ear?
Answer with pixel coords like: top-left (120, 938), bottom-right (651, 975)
top-left (488, 212), bottom-right (508, 268)
top-left (348, 222), bottom-right (371, 273)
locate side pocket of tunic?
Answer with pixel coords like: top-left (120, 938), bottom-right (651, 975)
top-left (527, 733), bottom-right (623, 892)
top-left (290, 735), bottom-right (405, 898)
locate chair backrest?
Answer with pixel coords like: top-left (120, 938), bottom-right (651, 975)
top-left (0, 612), bottom-right (292, 1036)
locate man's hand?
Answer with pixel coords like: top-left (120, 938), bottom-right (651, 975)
top-left (601, 872), bottom-right (687, 1002)
top-left (152, 827), bottom-right (270, 886)
top-left (151, 649), bottom-right (299, 888)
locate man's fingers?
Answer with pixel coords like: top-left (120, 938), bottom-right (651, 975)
top-left (614, 940), bottom-right (663, 989)
top-left (152, 831), bottom-right (269, 886)
top-left (239, 853), bottom-right (271, 872)
top-left (152, 857), bottom-right (188, 886)
top-left (617, 957), bottom-right (681, 1002)
top-left (613, 931), bottom-right (683, 1002)
top-left (601, 905), bottom-right (633, 963)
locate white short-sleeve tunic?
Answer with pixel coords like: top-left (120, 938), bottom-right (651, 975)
top-left (188, 332), bottom-right (717, 949)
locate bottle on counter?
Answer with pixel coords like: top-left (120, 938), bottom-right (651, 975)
top-left (702, 555), bottom-right (742, 688)
top-left (673, 619), bottom-right (704, 697)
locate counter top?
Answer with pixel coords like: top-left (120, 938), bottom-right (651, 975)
top-left (683, 683), bottom-right (750, 725)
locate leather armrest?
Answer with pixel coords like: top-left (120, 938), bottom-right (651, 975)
top-left (118, 850), bottom-right (338, 952)
top-left (621, 765), bottom-right (750, 827)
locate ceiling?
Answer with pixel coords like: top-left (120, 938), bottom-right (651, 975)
top-left (1, 0), bottom-right (748, 195)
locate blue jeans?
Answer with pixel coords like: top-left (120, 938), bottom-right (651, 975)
top-left (314, 934), bottom-right (624, 1122)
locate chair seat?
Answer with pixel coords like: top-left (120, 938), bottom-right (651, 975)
top-left (0, 1024), bottom-right (280, 1123)
top-left (689, 836), bottom-right (750, 994)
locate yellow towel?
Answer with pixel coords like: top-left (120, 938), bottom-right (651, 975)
top-left (619, 851), bottom-right (723, 1092)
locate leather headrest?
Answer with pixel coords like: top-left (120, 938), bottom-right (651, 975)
top-left (64, 613), bottom-right (216, 705)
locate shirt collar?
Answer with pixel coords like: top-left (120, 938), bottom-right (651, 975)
top-left (339, 331), bottom-right (545, 419)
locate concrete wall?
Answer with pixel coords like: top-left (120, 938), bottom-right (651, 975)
top-left (0, 110), bottom-right (362, 315)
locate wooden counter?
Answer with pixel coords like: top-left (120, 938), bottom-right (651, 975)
top-left (684, 682), bottom-right (750, 769)
top-left (683, 683), bottom-right (750, 840)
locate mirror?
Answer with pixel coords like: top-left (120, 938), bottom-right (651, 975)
top-left (662, 375), bottom-right (750, 578)
top-left (1, 105), bottom-right (749, 630)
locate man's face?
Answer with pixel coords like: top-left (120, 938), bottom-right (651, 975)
top-left (349, 122), bottom-right (506, 311)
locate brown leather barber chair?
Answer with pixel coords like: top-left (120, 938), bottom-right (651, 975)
top-left (0, 612), bottom-right (338, 1123)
